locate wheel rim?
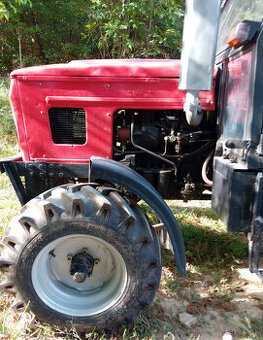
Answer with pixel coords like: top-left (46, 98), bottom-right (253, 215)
top-left (31, 234), bottom-right (127, 317)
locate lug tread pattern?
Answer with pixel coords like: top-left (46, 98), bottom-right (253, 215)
top-left (81, 185), bottom-right (111, 223)
top-left (0, 183), bottom-right (161, 332)
top-left (18, 217), bottom-right (39, 235)
top-left (11, 294), bottom-right (26, 312)
top-left (0, 254), bottom-right (15, 268)
top-left (2, 236), bottom-right (20, 252)
top-left (107, 191), bottom-right (136, 233)
top-left (0, 276), bottom-right (17, 294)
top-left (39, 201), bottom-right (59, 223)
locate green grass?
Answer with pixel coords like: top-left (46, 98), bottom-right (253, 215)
top-left (0, 77), bottom-right (19, 157)
top-left (175, 208), bottom-right (247, 267)
top-left (0, 176), bottom-right (20, 237)
top-left (141, 201), bottom-right (247, 269)
top-left (0, 78), bottom-right (20, 237)
top-left (236, 316), bottom-right (263, 340)
top-left (139, 201), bottom-right (250, 318)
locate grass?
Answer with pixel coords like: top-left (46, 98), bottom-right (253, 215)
top-left (236, 316), bottom-right (263, 340)
top-left (0, 78), bottom-right (262, 339)
top-left (0, 78), bottom-right (20, 237)
top-left (0, 77), bottom-right (19, 159)
top-left (142, 201), bottom-right (248, 310)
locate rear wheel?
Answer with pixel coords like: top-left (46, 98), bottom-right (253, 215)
top-left (0, 184), bottom-right (161, 331)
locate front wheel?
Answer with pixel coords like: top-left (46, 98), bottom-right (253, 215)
top-left (0, 184), bottom-right (161, 331)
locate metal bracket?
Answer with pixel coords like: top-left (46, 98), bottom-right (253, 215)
top-left (184, 91), bottom-right (203, 126)
top-left (248, 218), bottom-right (263, 281)
top-left (248, 173), bottom-right (263, 282)
top-left (3, 162), bottom-right (27, 205)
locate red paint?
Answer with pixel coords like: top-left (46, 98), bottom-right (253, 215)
top-left (10, 59), bottom-right (216, 163)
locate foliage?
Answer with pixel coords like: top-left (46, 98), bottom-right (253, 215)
top-left (83, 0), bottom-right (184, 59)
top-left (0, 0), bottom-right (30, 20)
top-left (0, 0), bottom-right (184, 74)
top-left (0, 77), bottom-right (18, 149)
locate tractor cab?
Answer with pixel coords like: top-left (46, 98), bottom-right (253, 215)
top-left (212, 0), bottom-right (263, 278)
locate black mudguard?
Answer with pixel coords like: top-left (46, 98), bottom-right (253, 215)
top-left (90, 156), bottom-right (186, 275)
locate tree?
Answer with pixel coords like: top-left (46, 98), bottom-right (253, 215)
top-left (0, 0), bottom-right (185, 74)
top-left (83, 0), bottom-right (184, 59)
top-left (0, 0), bottom-right (30, 19)
top-left (0, 0), bottom-right (89, 72)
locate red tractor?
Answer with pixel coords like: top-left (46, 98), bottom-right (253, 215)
top-left (1, 0), bottom-right (262, 332)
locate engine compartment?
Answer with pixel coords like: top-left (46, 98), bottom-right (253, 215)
top-left (113, 109), bottom-right (217, 199)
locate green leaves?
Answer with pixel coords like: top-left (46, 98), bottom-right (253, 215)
top-left (0, 0), bottom-right (31, 19)
top-left (0, 0), bottom-right (184, 73)
top-left (82, 0), bottom-right (184, 58)
top-left (0, 2), bottom-right (10, 19)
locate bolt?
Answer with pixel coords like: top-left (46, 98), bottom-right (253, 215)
top-left (82, 247), bottom-right (88, 254)
top-left (59, 172), bottom-right (64, 177)
top-left (67, 254), bottom-right (73, 261)
top-left (106, 113), bottom-right (110, 116)
top-left (39, 83), bottom-right (42, 86)
top-left (94, 259), bottom-right (100, 265)
top-left (106, 83), bottom-right (111, 88)
top-left (73, 272), bottom-right (86, 283)
top-left (40, 111), bottom-right (44, 114)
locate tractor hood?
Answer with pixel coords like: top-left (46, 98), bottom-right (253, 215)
top-left (10, 59), bottom-right (181, 79)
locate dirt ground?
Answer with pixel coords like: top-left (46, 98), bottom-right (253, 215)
top-left (155, 263), bottom-right (263, 340)
top-left (152, 201), bottom-right (263, 340)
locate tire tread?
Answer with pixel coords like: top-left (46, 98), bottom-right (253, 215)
top-left (0, 184), bottom-right (161, 331)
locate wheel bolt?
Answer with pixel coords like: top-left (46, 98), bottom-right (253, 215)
top-left (82, 248), bottom-right (88, 254)
top-left (67, 254), bottom-right (72, 261)
top-left (94, 259), bottom-right (100, 265)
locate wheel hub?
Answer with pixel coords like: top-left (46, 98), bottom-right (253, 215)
top-left (69, 248), bottom-right (96, 283)
top-left (31, 234), bottom-right (127, 316)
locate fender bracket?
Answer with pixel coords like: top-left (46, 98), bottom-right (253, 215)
top-left (90, 156), bottom-right (186, 275)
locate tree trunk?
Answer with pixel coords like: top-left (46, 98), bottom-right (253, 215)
top-left (146, 0), bottom-right (154, 57)
top-left (26, 11), bottom-right (46, 62)
top-left (17, 24), bottom-right (23, 68)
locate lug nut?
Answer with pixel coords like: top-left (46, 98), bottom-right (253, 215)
top-left (67, 254), bottom-right (73, 261)
top-left (94, 259), bottom-right (100, 265)
top-left (82, 248), bottom-right (88, 254)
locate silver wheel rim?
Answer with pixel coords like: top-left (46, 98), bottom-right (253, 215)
top-left (31, 234), bottom-right (127, 316)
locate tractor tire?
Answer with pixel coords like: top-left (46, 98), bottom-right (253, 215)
top-left (0, 184), bottom-right (161, 331)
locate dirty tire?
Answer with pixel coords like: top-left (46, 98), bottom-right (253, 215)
top-left (0, 184), bottom-right (161, 331)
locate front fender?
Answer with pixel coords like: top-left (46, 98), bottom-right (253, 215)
top-left (90, 157), bottom-right (186, 275)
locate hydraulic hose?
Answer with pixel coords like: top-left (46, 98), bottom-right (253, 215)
top-left (201, 150), bottom-right (214, 186)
